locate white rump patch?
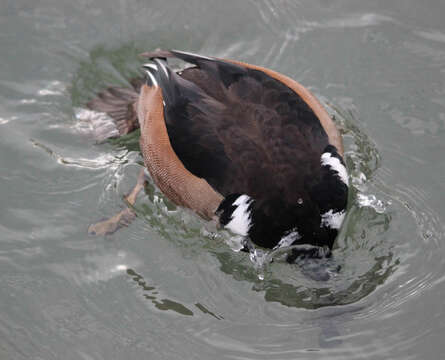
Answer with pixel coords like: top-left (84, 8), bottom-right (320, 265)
top-left (321, 152), bottom-right (349, 185)
top-left (320, 209), bottom-right (346, 230)
top-left (225, 195), bottom-right (253, 237)
top-left (275, 229), bottom-right (301, 249)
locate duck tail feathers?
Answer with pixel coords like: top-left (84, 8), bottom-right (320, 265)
top-left (142, 56), bottom-right (204, 107)
top-left (141, 49), bottom-right (219, 68)
top-left (84, 78), bottom-right (142, 142)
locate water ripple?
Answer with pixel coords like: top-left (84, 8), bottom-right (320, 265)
top-left (60, 38), bottom-right (445, 359)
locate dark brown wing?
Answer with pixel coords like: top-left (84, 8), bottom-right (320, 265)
top-left (148, 52), bottom-right (330, 211)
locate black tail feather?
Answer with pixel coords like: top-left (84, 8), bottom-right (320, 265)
top-left (169, 50), bottom-right (248, 88)
top-left (141, 49), bottom-right (248, 87)
top-left (142, 57), bottom-right (204, 107)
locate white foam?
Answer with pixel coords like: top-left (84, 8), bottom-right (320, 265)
top-left (320, 209), bottom-right (346, 229)
top-left (275, 229), bottom-right (301, 249)
top-left (20, 98), bottom-right (37, 104)
top-left (37, 80), bottom-right (64, 96)
top-left (74, 107), bottom-right (119, 142)
top-left (357, 193), bottom-right (387, 214)
top-left (225, 235), bottom-right (246, 252)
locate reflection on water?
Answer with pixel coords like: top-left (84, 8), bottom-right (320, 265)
top-left (126, 268), bottom-right (194, 316)
top-left (211, 244), bottom-right (396, 309)
top-left (127, 268), bottom-right (223, 319)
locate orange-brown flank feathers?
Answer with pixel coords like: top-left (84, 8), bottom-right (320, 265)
top-left (137, 84), bottom-right (223, 220)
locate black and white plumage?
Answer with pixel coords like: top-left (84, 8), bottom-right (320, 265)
top-left (88, 49), bottom-right (349, 255)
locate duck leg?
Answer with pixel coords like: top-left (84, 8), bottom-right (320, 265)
top-left (88, 168), bottom-right (147, 235)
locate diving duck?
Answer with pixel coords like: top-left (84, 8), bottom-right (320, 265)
top-left (87, 49), bottom-right (348, 255)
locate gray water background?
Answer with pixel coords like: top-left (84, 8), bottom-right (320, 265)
top-left (1, 0), bottom-right (445, 359)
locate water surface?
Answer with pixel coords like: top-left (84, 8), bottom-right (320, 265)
top-left (1, 1), bottom-right (445, 359)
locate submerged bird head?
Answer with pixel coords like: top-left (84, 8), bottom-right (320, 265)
top-left (217, 194), bottom-right (341, 255)
top-left (216, 145), bottom-right (349, 257)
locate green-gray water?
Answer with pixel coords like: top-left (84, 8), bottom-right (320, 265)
top-left (1, 1), bottom-right (444, 359)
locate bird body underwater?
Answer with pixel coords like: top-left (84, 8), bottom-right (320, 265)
top-left (87, 49), bottom-right (349, 257)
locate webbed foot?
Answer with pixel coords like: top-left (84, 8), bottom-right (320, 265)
top-left (88, 168), bottom-right (147, 235)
